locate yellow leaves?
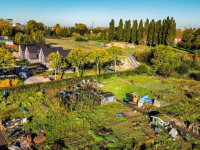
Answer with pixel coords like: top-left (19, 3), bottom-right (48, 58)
top-left (56, 27), bottom-right (61, 35)
top-left (0, 79), bottom-right (18, 87)
top-left (75, 24), bottom-right (86, 30)
top-left (72, 32), bottom-right (81, 37)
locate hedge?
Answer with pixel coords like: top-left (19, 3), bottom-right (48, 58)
top-left (0, 69), bottom-right (137, 94)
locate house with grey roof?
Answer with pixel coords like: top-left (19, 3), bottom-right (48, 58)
top-left (19, 44), bottom-right (39, 59)
top-left (39, 47), bottom-right (71, 68)
top-left (25, 45), bottom-right (48, 63)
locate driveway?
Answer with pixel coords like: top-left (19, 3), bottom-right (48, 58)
top-left (127, 54), bottom-right (140, 69)
top-left (88, 41), bottom-right (103, 48)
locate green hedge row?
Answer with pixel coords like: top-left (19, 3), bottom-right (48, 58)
top-left (0, 69), bottom-right (137, 93)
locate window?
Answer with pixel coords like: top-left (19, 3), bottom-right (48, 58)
top-left (37, 54), bottom-right (38, 58)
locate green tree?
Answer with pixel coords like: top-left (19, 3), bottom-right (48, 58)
top-left (108, 19), bottom-right (115, 41)
top-left (67, 49), bottom-right (87, 77)
top-left (166, 17), bottom-right (176, 46)
top-left (15, 32), bottom-right (24, 44)
top-left (131, 20), bottom-right (138, 44)
top-left (162, 16), bottom-right (170, 45)
top-left (60, 27), bottom-right (70, 37)
top-left (126, 20), bottom-right (131, 42)
top-left (182, 28), bottom-right (194, 42)
top-left (32, 31), bottom-right (45, 45)
top-left (25, 20), bottom-right (38, 34)
top-left (88, 49), bottom-right (109, 74)
top-left (0, 20), bottom-right (11, 36)
top-left (137, 19), bottom-right (143, 44)
top-left (106, 46), bottom-right (125, 72)
top-left (48, 53), bottom-right (65, 80)
top-left (0, 48), bottom-right (16, 73)
top-left (150, 45), bottom-right (181, 76)
top-left (144, 18), bottom-right (149, 39)
top-left (148, 19), bottom-right (155, 47)
top-left (124, 21), bottom-right (127, 42)
top-left (117, 19), bottom-right (124, 41)
top-left (37, 22), bottom-right (44, 31)
top-left (155, 20), bottom-right (162, 45)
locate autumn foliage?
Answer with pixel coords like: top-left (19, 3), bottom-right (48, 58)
top-left (0, 79), bottom-right (18, 87)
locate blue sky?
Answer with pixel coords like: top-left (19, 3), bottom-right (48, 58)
top-left (1, 0), bottom-right (200, 28)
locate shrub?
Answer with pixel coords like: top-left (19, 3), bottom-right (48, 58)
top-left (134, 64), bottom-right (148, 74)
top-left (75, 37), bottom-right (87, 42)
top-left (136, 51), bottom-right (150, 63)
top-left (176, 63), bottom-right (190, 75)
top-left (196, 73), bottom-right (200, 81)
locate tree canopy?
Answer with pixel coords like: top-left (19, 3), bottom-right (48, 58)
top-left (88, 49), bottom-right (109, 74)
top-left (67, 49), bottom-right (87, 77)
top-left (106, 46), bottom-right (125, 72)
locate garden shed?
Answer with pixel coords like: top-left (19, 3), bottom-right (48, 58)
top-left (151, 114), bottom-right (171, 130)
top-left (100, 92), bottom-right (116, 105)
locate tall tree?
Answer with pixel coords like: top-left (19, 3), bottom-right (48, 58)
top-left (126, 20), bottom-right (131, 43)
top-left (144, 18), bottom-right (149, 38)
top-left (124, 21), bottom-right (127, 42)
top-left (131, 20), bottom-right (138, 44)
top-left (67, 49), bottom-right (87, 77)
top-left (117, 19), bottom-right (124, 41)
top-left (166, 17), bottom-right (176, 46)
top-left (88, 49), bottom-right (109, 74)
top-left (48, 53), bottom-right (66, 80)
top-left (25, 20), bottom-right (38, 34)
top-left (108, 19), bottom-right (115, 41)
top-left (162, 16), bottom-right (170, 45)
top-left (137, 19), bottom-right (143, 44)
top-left (106, 46), bottom-right (125, 72)
top-left (155, 20), bottom-right (162, 45)
top-left (182, 28), bottom-right (194, 42)
top-left (148, 19), bottom-right (155, 47)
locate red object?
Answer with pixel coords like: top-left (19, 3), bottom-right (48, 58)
top-left (7, 45), bottom-right (17, 49)
top-left (190, 54), bottom-right (195, 59)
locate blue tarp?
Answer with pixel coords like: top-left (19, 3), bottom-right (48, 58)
top-left (106, 69), bottom-right (115, 73)
top-left (24, 66), bottom-right (28, 71)
top-left (141, 96), bottom-right (153, 103)
top-left (116, 113), bottom-right (124, 117)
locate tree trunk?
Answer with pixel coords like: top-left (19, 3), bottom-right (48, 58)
top-left (97, 63), bottom-right (99, 74)
top-left (77, 66), bottom-right (79, 77)
top-left (114, 60), bottom-right (117, 72)
top-left (55, 67), bottom-right (56, 80)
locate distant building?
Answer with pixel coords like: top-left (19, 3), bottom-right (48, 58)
top-left (175, 37), bottom-right (182, 44)
top-left (0, 18), bottom-right (13, 26)
top-left (0, 36), bottom-right (8, 41)
top-left (3, 40), bottom-right (14, 45)
top-left (15, 22), bottom-right (22, 27)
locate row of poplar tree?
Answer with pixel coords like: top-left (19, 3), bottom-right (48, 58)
top-left (108, 16), bottom-right (176, 46)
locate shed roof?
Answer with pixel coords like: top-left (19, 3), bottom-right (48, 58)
top-left (152, 114), bottom-right (171, 123)
top-left (42, 47), bottom-right (55, 56)
top-left (100, 92), bottom-right (115, 98)
top-left (20, 44), bottom-right (39, 52)
top-left (57, 50), bottom-right (71, 57)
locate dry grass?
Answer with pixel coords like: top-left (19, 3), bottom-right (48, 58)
top-left (45, 38), bottom-right (101, 50)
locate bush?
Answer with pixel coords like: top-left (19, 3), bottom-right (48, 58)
top-left (136, 51), bottom-right (150, 63)
top-left (134, 64), bottom-right (148, 74)
top-left (176, 63), bottom-right (190, 75)
top-left (75, 37), bottom-right (87, 42)
top-left (196, 73), bottom-right (200, 81)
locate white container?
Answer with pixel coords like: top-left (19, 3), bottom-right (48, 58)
top-left (138, 100), bottom-right (144, 107)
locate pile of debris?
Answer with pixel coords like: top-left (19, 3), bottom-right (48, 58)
top-left (0, 118), bottom-right (47, 150)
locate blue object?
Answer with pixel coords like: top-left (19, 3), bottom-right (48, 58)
top-left (2, 92), bottom-right (6, 98)
top-left (116, 113), bottom-right (124, 117)
top-left (136, 124), bottom-right (140, 128)
top-left (123, 98), bottom-right (129, 103)
top-left (141, 96), bottom-right (153, 103)
top-left (24, 66), bottom-right (28, 71)
top-left (106, 69), bottom-right (115, 73)
top-left (79, 81), bottom-right (81, 84)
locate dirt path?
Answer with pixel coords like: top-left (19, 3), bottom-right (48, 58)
top-left (0, 132), bottom-right (7, 150)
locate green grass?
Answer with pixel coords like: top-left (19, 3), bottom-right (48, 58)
top-left (172, 47), bottom-right (194, 54)
top-left (46, 38), bottom-right (101, 50)
top-left (94, 41), bottom-right (104, 45)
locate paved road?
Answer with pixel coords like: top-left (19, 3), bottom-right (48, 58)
top-left (127, 54), bottom-right (140, 69)
top-left (88, 41), bottom-right (103, 48)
